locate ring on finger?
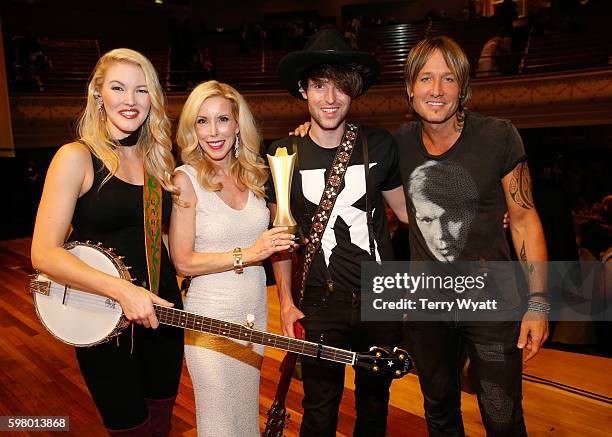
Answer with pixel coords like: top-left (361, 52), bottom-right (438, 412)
top-left (271, 238), bottom-right (276, 247)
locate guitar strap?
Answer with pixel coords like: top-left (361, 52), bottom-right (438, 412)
top-left (362, 133), bottom-right (375, 258)
top-left (143, 171), bottom-right (162, 294)
top-left (294, 123), bottom-right (360, 300)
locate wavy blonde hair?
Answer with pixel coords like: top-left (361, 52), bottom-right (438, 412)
top-left (176, 80), bottom-right (267, 198)
top-left (77, 48), bottom-right (176, 192)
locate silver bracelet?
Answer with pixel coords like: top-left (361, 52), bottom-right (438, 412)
top-left (527, 300), bottom-right (551, 314)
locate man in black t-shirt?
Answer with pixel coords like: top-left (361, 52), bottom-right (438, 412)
top-left (395, 36), bottom-right (549, 436)
top-left (268, 30), bottom-right (408, 437)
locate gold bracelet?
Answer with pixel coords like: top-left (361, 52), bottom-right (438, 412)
top-left (232, 247), bottom-right (244, 274)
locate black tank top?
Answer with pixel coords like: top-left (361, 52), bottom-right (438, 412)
top-left (71, 154), bottom-right (181, 305)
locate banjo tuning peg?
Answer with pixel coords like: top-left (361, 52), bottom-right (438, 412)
top-left (246, 313), bottom-right (255, 329)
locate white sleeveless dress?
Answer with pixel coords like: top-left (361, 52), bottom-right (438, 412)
top-left (176, 165), bottom-right (269, 437)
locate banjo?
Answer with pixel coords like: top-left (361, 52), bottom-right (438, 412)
top-left (30, 241), bottom-right (412, 378)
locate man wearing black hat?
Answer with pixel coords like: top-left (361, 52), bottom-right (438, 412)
top-left (267, 30), bottom-right (408, 436)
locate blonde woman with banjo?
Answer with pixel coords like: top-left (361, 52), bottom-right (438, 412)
top-left (31, 48), bottom-right (183, 436)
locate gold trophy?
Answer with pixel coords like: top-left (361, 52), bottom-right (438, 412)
top-left (267, 147), bottom-right (299, 235)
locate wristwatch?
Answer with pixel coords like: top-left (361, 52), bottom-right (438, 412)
top-left (232, 247), bottom-right (244, 274)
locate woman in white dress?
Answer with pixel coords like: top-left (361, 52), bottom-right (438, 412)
top-left (169, 80), bottom-right (294, 436)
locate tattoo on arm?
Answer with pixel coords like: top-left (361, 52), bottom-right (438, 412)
top-left (509, 162), bottom-right (535, 209)
top-left (520, 241), bottom-right (535, 276)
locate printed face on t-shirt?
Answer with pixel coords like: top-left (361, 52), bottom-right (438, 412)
top-left (412, 194), bottom-right (467, 261)
top-left (408, 160), bottom-right (478, 262)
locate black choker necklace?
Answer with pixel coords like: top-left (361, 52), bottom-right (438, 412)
top-left (116, 128), bottom-right (141, 147)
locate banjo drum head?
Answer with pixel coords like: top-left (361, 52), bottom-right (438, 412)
top-left (34, 244), bottom-right (125, 347)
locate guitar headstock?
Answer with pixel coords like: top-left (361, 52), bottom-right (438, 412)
top-left (262, 399), bottom-right (289, 437)
top-left (354, 346), bottom-right (413, 379)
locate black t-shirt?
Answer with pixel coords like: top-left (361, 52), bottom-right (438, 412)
top-left (394, 111), bottom-right (526, 263)
top-left (71, 155), bottom-right (181, 306)
top-left (267, 126), bottom-right (402, 292)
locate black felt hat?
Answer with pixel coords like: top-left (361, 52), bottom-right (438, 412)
top-left (278, 29), bottom-right (380, 99)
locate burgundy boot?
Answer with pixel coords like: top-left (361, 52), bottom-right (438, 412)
top-left (145, 396), bottom-right (176, 437)
top-left (106, 415), bottom-right (152, 437)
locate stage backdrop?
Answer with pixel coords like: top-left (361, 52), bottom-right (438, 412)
top-left (0, 17), bottom-right (15, 157)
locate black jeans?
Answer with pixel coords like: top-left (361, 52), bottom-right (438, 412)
top-left (404, 320), bottom-right (527, 437)
top-left (299, 286), bottom-right (402, 437)
top-left (75, 323), bottom-right (184, 430)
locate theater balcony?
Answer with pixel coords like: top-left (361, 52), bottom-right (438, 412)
top-left (8, 16), bottom-right (612, 146)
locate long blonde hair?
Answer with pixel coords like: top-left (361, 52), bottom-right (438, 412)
top-left (176, 80), bottom-right (267, 198)
top-left (77, 48), bottom-right (176, 192)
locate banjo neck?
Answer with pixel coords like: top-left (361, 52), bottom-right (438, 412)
top-left (153, 305), bottom-right (356, 366)
top-left (30, 242), bottom-right (412, 380)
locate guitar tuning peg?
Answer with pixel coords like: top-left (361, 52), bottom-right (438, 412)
top-left (117, 256), bottom-right (125, 260)
top-left (85, 240), bottom-right (91, 244)
top-left (376, 351), bottom-right (382, 358)
top-left (107, 247), bottom-right (115, 252)
top-left (393, 347), bottom-right (409, 361)
top-left (395, 369), bottom-right (402, 377)
top-left (96, 242), bottom-right (103, 246)
top-left (373, 365), bottom-right (379, 372)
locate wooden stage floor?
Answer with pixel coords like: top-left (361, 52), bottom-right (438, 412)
top-left (0, 238), bottom-right (610, 436)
